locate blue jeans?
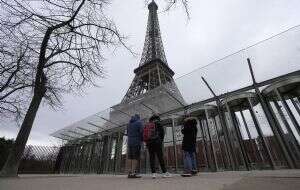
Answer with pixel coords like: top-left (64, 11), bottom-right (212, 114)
top-left (183, 151), bottom-right (197, 172)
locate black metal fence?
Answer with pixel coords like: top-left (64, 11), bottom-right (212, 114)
top-left (18, 145), bottom-right (60, 174)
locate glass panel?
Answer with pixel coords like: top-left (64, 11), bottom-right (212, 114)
top-left (287, 99), bottom-right (300, 129)
top-left (214, 115), bottom-right (231, 170)
top-left (270, 102), bottom-right (288, 134)
top-left (235, 111), bottom-right (264, 169)
top-left (252, 103), bottom-right (288, 168)
top-left (277, 101), bottom-right (300, 144)
top-left (270, 100), bottom-right (300, 166)
top-left (207, 115), bottom-right (224, 170)
top-left (247, 26), bottom-right (300, 83)
top-left (202, 119), bottom-right (216, 171)
top-left (224, 111), bottom-right (246, 170)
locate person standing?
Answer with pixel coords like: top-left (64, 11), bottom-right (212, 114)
top-left (127, 114), bottom-right (143, 178)
top-left (144, 114), bottom-right (171, 179)
top-left (181, 115), bottom-right (198, 177)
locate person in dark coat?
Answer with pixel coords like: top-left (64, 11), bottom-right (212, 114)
top-left (181, 115), bottom-right (198, 177)
top-left (145, 114), bottom-right (171, 178)
top-left (127, 114), bottom-right (143, 178)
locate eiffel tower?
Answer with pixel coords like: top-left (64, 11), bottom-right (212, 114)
top-left (121, 0), bottom-right (185, 106)
top-left (50, 0), bottom-right (186, 146)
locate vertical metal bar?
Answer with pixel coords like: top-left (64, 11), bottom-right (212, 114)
top-left (240, 110), bottom-right (263, 166)
top-left (273, 100), bottom-right (300, 166)
top-left (276, 89), bottom-right (300, 137)
top-left (82, 144), bottom-right (87, 173)
top-left (114, 132), bottom-right (122, 174)
top-left (201, 76), bottom-right (236, 170)
top-left (225, 102), bottom-right (250, 171)
top-left (63, 146), bottom-right (69, 173)
top-left (247, 58), bottom-right (295, 169)
top-left (274, 98), bottom-right (300, 146)
top-left (69, 145), bottom-right (75, 173)
top-left (62, 146), bottom-right (68, 174)
top-left (107, 135), bottom-right (113, 173)
top-left (87, 143), bottom-right (93, 173)
top-left (97, 140), bottom-right (104, 174)
top-left (291, 98), bottom-right (300, 117)
top-left (247, 97), bottom-right (276, 169)
top-left (88, 140), bottom-right (96, 173)
top-left (94, 140), bottom-right (101, 173)
top-left (71, 145), bottom-right (77, 173)
top-left (232, 110), bottom-right (253, 170)
top-left (57, 147), bottom-right (65, 174)
top-left (76, 145), bottom-right (82, 173)
top-left (70, 145), bottom-right (76, 173)
top-left (112, 134), bottom-right (117, 174)
top-left (205, 109), bottom-right (218, 171)
top-left (171, 117), bottom-right (178, 172)
top-left (69, 145), bottom-right (76, 173)
top-left (82, 143), bottom-right (88, 173)
top-left (218, 110), bottom-right (236, 170)
top-left (103, 136), bottom-right (110, 173)
top-left (118, 132), bottom-right (124, 173)
top-left (199, 119), bottom-right (211, 170)
top-left (212, 116), bottom-right (227, 169)
top-left (99, 136), bottom-right (107, 173)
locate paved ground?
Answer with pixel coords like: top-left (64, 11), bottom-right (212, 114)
top-left (0, 170), bottom-right (300, 190)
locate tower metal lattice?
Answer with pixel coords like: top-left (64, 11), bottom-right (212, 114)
top-left (122, 1), bottom-right (185, 104)
top-left (139, 1), bottom-right (168, 66)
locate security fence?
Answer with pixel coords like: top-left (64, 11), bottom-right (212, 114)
top-left (50, 25), bottom-right (300, 174)
top-left (18, 145), bottom-right (60, 174)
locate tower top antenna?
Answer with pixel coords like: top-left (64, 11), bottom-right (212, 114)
top-left (148, 0), bottom-right (158, 10)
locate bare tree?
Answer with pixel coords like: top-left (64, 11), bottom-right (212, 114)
top-left (0, 40), bottom-right (33, 121)
top-left (0, 0), bottom-right (128, 177)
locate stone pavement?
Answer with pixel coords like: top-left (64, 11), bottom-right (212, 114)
top-left (0, 170), bottom-right (300, 190)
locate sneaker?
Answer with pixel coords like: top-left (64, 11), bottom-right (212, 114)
top-left (181, 173), bottom-right (192, 177)
top-left (152, 173), bottom-right (157, 179)
top-left (162, 172), bottom-right (172, 178)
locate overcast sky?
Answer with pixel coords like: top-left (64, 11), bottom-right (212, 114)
top-left (1, 0), bottom-right (300, 146)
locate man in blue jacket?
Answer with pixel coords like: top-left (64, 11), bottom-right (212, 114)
top-left (127, 114), bottom-right (143, 178)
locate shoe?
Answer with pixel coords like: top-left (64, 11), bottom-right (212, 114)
top-left (128, 173), bottom-right (142, 178)
top-left (152, 173), bottom-right (157, 179)
top-left (162, 172), bottom-right (172, 178)
top-left (191, 170), bottom-right (198, 175)
top-left (181, 173), bottom-right (192, 177)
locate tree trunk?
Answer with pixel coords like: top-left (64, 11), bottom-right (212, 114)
top-left (0, 90), bottom-right (44, 177)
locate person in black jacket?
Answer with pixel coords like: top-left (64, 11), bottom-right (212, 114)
top-left (146, 114), bottom-right (171, 178)
top-left (181, 115), bottom-right (198, 177)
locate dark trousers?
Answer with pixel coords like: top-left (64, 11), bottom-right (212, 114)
top-left (147, 142), bottom-right (167, 173)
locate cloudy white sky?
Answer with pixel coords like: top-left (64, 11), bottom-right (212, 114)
top-left (1, 0), bottom-right (300, 146)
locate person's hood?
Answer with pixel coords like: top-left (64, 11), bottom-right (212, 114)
top-left (130, 114), bottom-right (140, 123)
top-left (149, 114), bottom-right (160, 122)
